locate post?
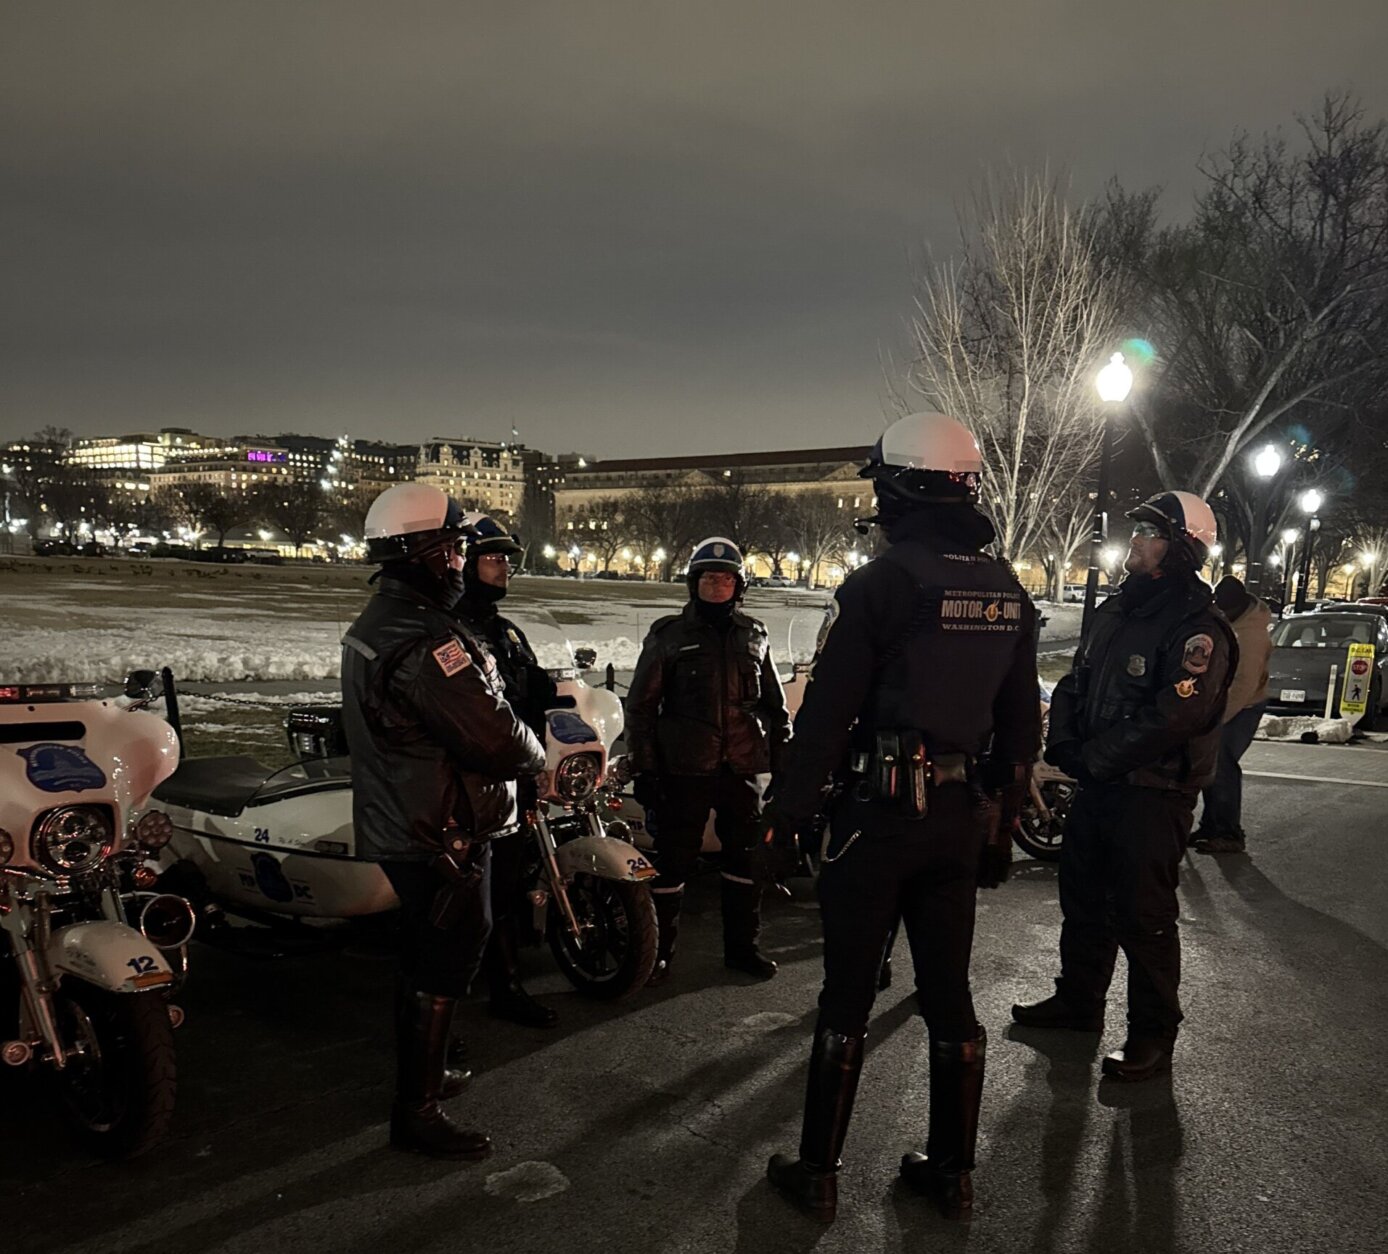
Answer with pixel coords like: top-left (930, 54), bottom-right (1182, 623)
top-left (1295, 517), bottom-right (1318, 614)
top-left (1246, 487), bottom-right (1273, 598)
top-left (1081, 410), bottom-right (1115, 635)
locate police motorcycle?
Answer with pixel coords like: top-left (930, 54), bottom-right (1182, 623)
top-left (0, 678), bottom-right (196, 1158)
top-left (1013, 682), bottom-right (1074, 861)
top-left (140, 610), bottom-right (660, 999)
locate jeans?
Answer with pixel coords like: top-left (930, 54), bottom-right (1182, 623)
top-left (1200, 701), bottom-right (1265, 838)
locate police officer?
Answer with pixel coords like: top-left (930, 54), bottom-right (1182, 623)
top-left (1012, 490), bottom-right (1235, 1083)
top-left (625, 536), bottom-right (791, 985)
top-left (763, 413), bottom-right (1040, 1225)
top-left (453, 513), bottom-right (560, 1029)
top-left (341, 484), bottom-right (545, 1159)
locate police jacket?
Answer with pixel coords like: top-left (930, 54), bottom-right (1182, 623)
top-left (341, 577), bottom-right (546, 862)
top-left (774, 509), bottom-right (1042, 832)
top-left (626, 601), bottom-right (791, 777)
top-left (1048, 574), bottom-right (1236, 792)
top-left (454, 594), bottom-right (558, 739)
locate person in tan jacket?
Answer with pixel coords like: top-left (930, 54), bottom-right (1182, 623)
top-left (1194, 576), bottom-right (1273, 853)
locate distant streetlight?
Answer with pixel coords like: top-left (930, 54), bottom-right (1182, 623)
top-left (1294, 490), bottom-right (1324, 612)
top-left (1245, 444), bottom-right (1284, 596)
top-left (1083, 352), bottom-right (1134, 632)
top-left (542, 544), bottom-right (556, 559)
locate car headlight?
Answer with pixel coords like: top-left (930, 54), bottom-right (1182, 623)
top-left (132, 810), bottom-right (174, 850)
top-left (555, 753), bottom-right (602, 802)
top-left (0, 828), bottom-right (13, 865)
top-left (33, 806), bottom-right (114, 875)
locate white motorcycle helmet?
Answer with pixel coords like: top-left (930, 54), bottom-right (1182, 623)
top-left (364, 483), bottom-right (473, 564)
top-left (859, 412), bottom-right (985, 516)
top-left (1127, 490), bottom-right (1218, 567)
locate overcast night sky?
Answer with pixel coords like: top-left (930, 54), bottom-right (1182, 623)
top-left (4, 3), bottom-right (1387, 459)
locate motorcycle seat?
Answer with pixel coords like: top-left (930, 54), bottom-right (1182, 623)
top-left (153, 756), bottom-right (275, 818)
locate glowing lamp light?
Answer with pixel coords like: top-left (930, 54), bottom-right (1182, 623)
top-left (1096, 353), bottom-right (1133, 404)
top-left (1209, 543), bottom-right (1223, 558)
top-left (653, 548), bottom-right (666, 562)
top-left (258, 529), bottom-right (272, 541)
top-left (1101, 546), bottom-right (1122, 566)
top-left (542, 544), bottom-right (556, 559)
top-left (787, 551), bottom-right (800, 565)
top-left (1282, 529), bottom-right (1300, 546)
top-left (1300, 489), bottom-right (1323, 514)
top-left (1253, 445), bottom-right (1283, 479)
top-left (1267, 553), bottom-right (1282, 568)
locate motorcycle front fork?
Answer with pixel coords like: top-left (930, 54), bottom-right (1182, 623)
top-left (1, 886), bottom-right (68, 1069)
top-left (530, 812), bottom-right (584, 941)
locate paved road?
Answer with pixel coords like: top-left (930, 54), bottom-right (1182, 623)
top-left (5, 745), bottom-right (1386, 1254)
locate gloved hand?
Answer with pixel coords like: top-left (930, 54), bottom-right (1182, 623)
top-left (632, 773), bottom-right (663, 811)
top-left (1044, 740), bottom-right (1090, 785)
top-left (748, 801), bottom-right (799, 897)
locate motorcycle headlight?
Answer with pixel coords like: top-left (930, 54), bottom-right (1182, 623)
top-left (0, 827), bottom-right (12, 865)
top-left (555, 753), bottom-right (602, 802)
top-left (33, 806), bottom-right (114, 875)
top-left (132, 810), bottom-right (174, 851)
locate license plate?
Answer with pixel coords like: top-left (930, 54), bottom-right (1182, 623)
top-left (1279, 689), bottom-right (1306, 702)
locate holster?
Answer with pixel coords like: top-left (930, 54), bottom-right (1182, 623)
top-left (849, 731), bottom-right (971, 818)
top-left (428, 842), bottom-right (482, 930)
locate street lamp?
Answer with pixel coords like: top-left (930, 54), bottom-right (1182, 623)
top-left (1293, 489), bottom-right (1324, 613)
top-left (1245, 444), bottom-right (1284, 596)
top-left (1083, 352), bottom-right (1133, 632)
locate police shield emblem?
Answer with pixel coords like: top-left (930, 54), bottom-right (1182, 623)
top-left (1127, 654), bottom-right (1146, 678)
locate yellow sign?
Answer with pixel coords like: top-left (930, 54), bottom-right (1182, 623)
top-left (1340, 643), bottom-right (1376, 721)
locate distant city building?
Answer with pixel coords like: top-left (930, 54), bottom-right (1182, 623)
top-left (147, 439), bottom-right (295, 495)
top-left (63, 428), bottom-right (215, 494)
top-left (415, 438), bottom-right (527, 521)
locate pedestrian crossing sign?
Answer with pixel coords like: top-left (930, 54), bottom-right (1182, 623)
top-left (1340, 642), bottom-right (1375, 722)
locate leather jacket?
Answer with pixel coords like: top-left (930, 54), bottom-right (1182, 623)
top-left (341, 577), bottom-right (546, 861)
top-left (453, 594), bottom-right (558, 738)
top-left (1048, 574), bottom-right (1237, 792)
top-left (626, 601), bottom-right (791, 777)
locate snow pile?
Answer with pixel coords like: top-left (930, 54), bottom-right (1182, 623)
top-left (1256, 714), bottom-right (1355, 744)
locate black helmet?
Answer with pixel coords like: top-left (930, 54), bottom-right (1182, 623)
top-left (460, 512), bottom-right (524, 559)
top-left (686, 536), bottom-right (746, 598)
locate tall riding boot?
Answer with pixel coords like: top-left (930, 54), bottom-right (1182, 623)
top-left (396, 983), bottom-right (470, 1099)
top-left (721, 877), bottom-right (777, 979)
top-left (900, 1026), bottom-right (987, 1220)
top-left (390, 991), bottom-right (491, 1159)
top-left (648, 889), bottom-right (682, 986)
top-left (484, 919), bottom-right (558, 1028)
top-left (767, 1026), bottom-right (865, 1223)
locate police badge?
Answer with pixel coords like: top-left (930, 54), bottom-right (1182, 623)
top-left (1127, 654), bottom-right (1146, 677)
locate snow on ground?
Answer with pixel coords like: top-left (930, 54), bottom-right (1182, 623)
top-left (1, 575), bottom-right (1081, 684)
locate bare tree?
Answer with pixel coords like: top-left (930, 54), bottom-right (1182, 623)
top-left (906, 169), bottom-right (1123, 563)
top-left (623, 484), bottom-right (706, 579)
top-left (1039, 483), bottom-right (1095, 602)
top-left (1130, 94), bottom-right (1388, 508)
top-left (253, 482), bottom-right (328, 555)
top-left (695, 472), bottom-right (778, 555)
top-left (782, 492), bottom-right (855, 589)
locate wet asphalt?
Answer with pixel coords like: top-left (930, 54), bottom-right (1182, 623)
top-left (4, 738), bottom-right (1386, 1254)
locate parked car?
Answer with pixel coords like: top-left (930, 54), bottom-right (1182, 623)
top-left (1264, 610), bottom-right (1388, 728)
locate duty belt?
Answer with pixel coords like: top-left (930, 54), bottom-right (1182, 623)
top-left (846, 730), bottom-right (975, 818)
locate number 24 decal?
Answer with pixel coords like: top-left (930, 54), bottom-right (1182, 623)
top-left (126, 955), bottom-right (158, 975)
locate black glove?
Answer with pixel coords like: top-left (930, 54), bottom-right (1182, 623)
top-left (632, 773), bottom-right (663, 811)
top-left (1044, 740), bottom-right (1090, 785)
top-left (748, 801), bottom-right (799, 897)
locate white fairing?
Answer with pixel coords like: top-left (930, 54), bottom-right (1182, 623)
top-left (155, 786), bottom-right (398, 918)
top-left (48, 921), bottom-right (174, 993)
top-left (554, 835), bottom-right (657, 883)
top-left (0, 701), bottom-right (179, 872)
top-left (538, 677), bottom-right (624, 801)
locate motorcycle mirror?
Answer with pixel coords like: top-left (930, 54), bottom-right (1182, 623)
top-left (124, 669), bottom-right (160, 701)
top-left (573, 647), bottom-right (597, 671)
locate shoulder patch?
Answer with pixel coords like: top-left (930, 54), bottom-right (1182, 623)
top-left (1174, 678), bottom-right (1197, 700)
top-left (432, 638), bottom-right (472, 677)
top-left (1182, 633), bottom-right (1215, 676)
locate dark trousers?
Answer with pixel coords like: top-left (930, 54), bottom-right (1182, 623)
top-left (1200, 701), bottom-right (1265, 837)
top-left (651, 771), bottom-right (762, 890)
top-left (816, 789), bottom-right (983, 1041)
top-left (1056, 785), bottom-right (1195, 1040)
top-left (382, 848), bottom-right (492, 998)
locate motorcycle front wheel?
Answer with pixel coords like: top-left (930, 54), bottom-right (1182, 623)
top-left (548, 875), bottom-right (658, 1000)
top-left (48, 982), bottom-right (177, 1158)
top-left (1014, 780), bottom-right (1075, 862)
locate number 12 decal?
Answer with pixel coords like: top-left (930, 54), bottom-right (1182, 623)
top-left (126, 955), bottom-right (158, 975)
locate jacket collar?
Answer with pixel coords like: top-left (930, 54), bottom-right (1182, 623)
top-left (375, 575), bottom-right (442, 610)
top-left (680, 600), bottom-right (754, 631)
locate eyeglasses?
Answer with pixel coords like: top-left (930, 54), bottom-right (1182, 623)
top-left (1131, 521), bottom-right (1166, 539)
top-left (477, 553), bottom-right (512, 566)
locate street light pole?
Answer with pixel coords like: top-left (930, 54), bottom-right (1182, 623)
top-left (1083, 353), bottom-right (1132, 634)
top-left (1245, 444), bottom-right (1283, 597)
top-left (1293, 489), bottom-right (1324, 613)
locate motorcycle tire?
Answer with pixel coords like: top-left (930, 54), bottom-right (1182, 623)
top-left (1013, 780), bottom-right (1075, 862)
top-left (548, 875), bottom-right (658, 1000)
top-left (48, 983), bottom-right (177, 1159)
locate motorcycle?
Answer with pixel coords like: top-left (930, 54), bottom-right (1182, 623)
top-left (141, 610), bottom-right (660, 999)
top-left (0, 679), bottom-right (196, 1157)
top-left (1013, 686), bottom-right (1075, 861)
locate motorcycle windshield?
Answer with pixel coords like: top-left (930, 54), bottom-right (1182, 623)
top-left (503, 608), bottom-right (580, 678)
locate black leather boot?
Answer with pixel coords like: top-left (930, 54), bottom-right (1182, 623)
top-left (399, 986), bottom-right (470, 1098)
top-left (1101, 1036), bottom-right (1173, 1082)
top-left (1010, 993), bottom-right (1104, 1031)
top-left (900, 1027), bottom-right (986, 1221)
top-left (647, 889), bottom-right (682, 986)
top-left (767, 1026), bottom-right (865, 1224)
top-left (485, 921), bottom-right (558, 1028)
top-left (722, 877), bottom-right (777, 979)
top-left (390, 991), bottom-right (491, 1159)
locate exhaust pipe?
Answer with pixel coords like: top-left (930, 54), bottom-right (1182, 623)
top-left (139, 894), bottom-right (197, 949)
